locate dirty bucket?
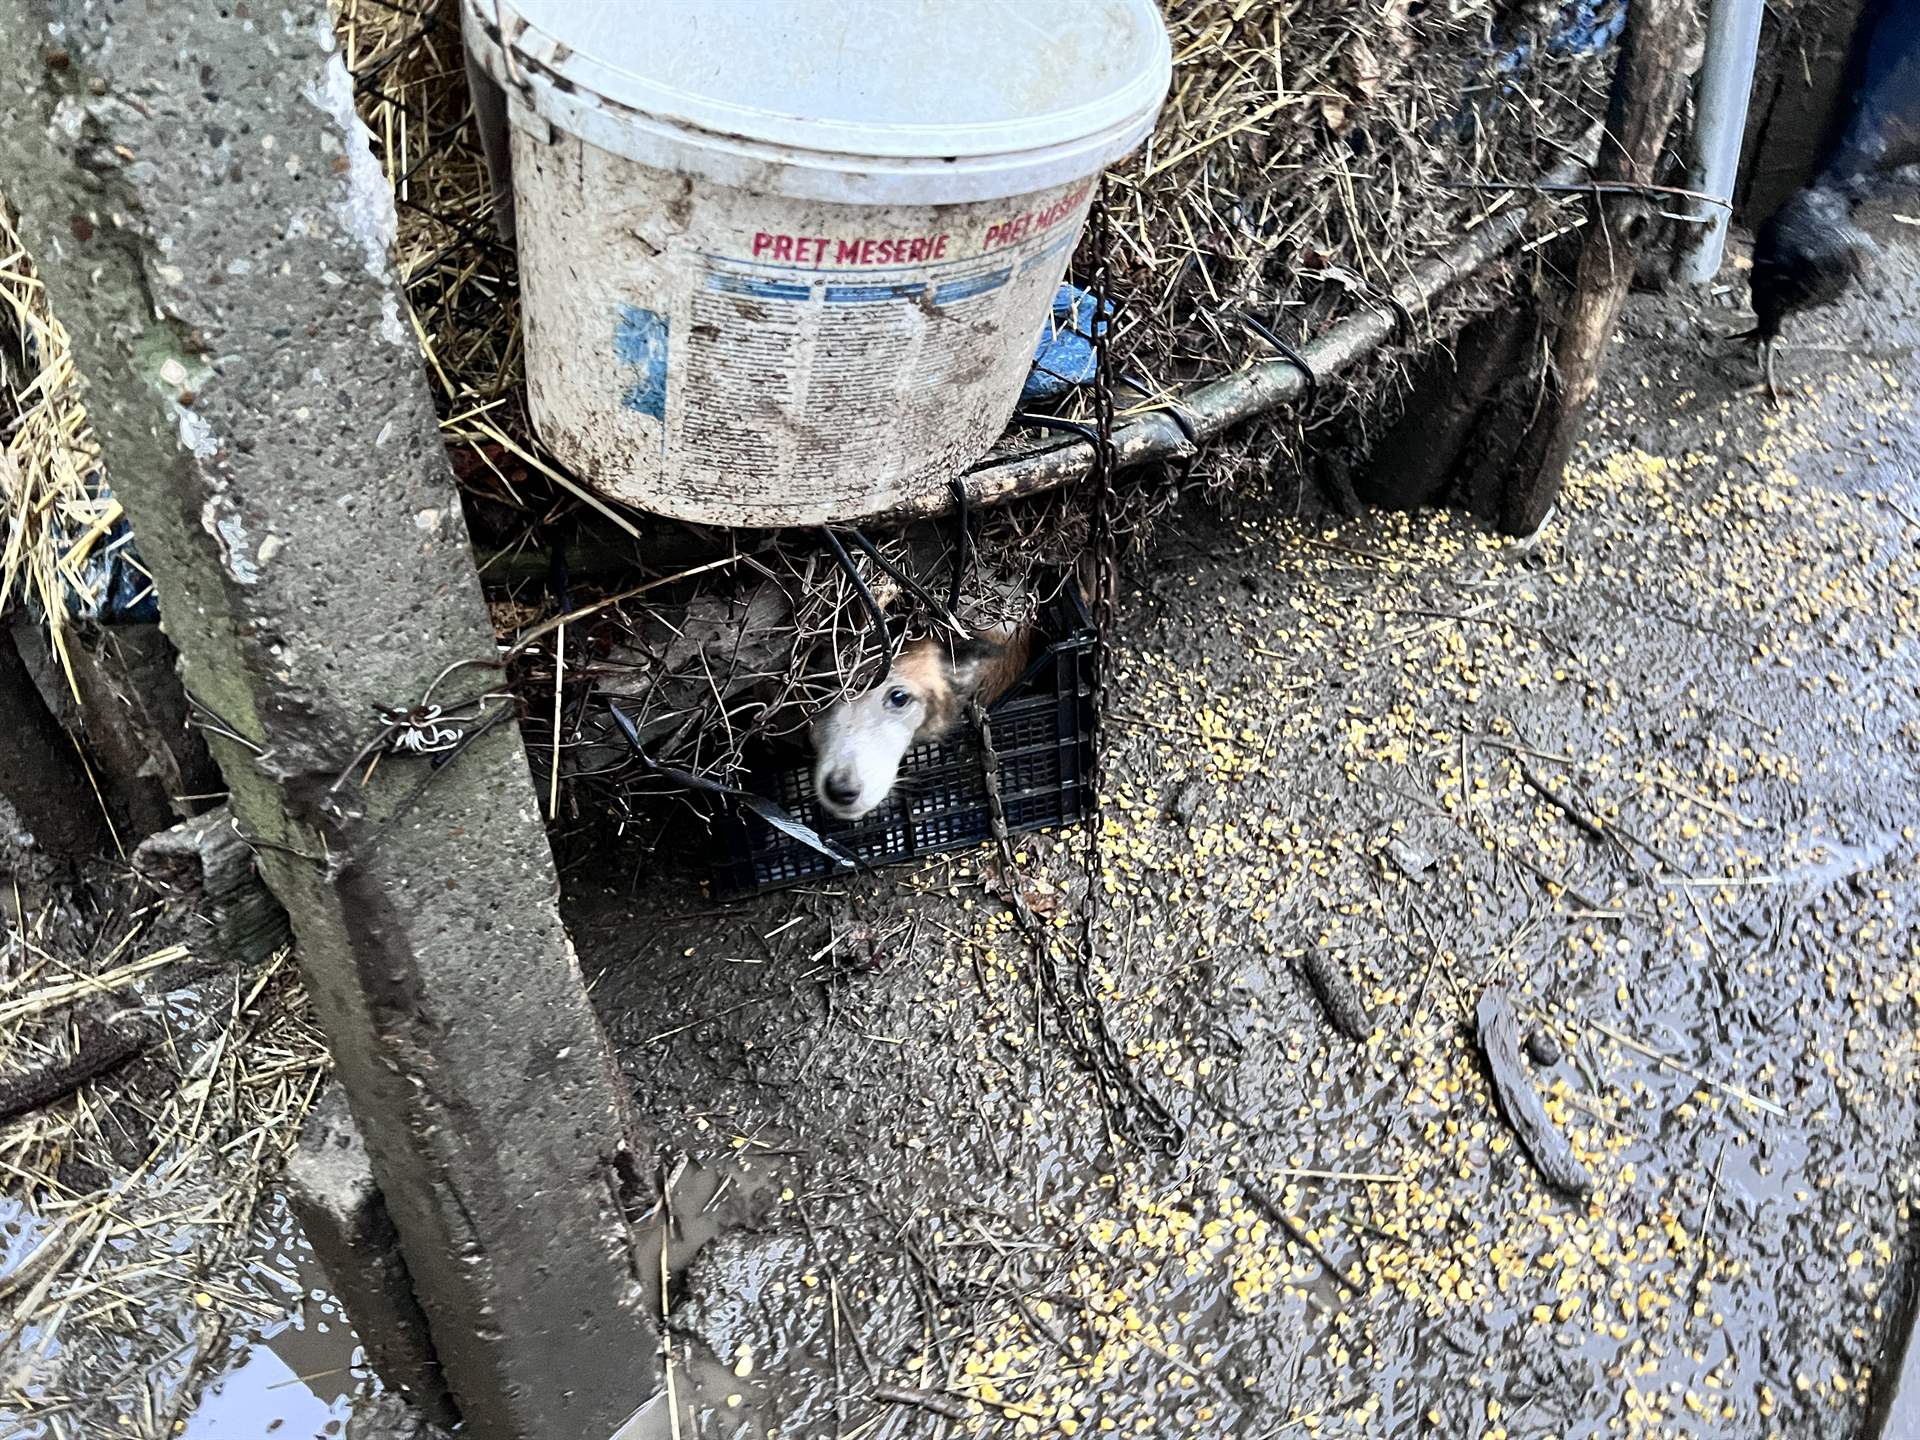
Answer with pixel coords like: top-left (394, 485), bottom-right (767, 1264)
top-left (460, 1), bottom-right (1171, 527)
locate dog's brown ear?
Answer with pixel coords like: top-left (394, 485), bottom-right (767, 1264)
top-left (948, 628), bottom-right (1033, 706)
top-left (946, 635), bottom-right (1005, 698)
top-left (1070, 551), bottom-right (1113, 615)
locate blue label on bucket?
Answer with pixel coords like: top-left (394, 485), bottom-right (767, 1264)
top-left (706, 273), bottom-right (814, 302)
top-left (823, 280), bottom-right (932, 305)
top-left (931, 268), bottom-right (1012, 305)
top-left (615, 304), bottom-right (670, 420)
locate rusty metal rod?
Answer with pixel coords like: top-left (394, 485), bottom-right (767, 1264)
top-left (872, 155), bottom-right (1591, 522)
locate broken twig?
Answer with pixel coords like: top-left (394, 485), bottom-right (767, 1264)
top-left (0, 1011), bottom-right (157, 1125)
top-left (871, 1384), bottom-right (973, 1421)
top-left (1476, 985), bottom-right (1594, 1199)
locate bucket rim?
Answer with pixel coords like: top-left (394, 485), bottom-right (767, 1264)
top-left (464, 0), bottom-right (1172, 164)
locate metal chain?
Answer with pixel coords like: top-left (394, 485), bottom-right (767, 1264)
top-left (965, 183), bottom-right (1180, 1153)
top-left (973, 683), bottom-right (1154, 1150)
top-left (970, 701), bottom-right (1037, 932)
top-left (1084, 177), bottom-right (1119, 819)
top-left (1072, 182), bottom-right (1183, 1152)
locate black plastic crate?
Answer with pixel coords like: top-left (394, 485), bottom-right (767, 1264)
top-left (710, 590), bottom-right (1097, 894)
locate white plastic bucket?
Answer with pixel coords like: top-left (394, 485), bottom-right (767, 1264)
top-left (460, 1), bottom-right (1170, 527)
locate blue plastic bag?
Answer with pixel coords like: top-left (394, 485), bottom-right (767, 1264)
top-left (1021, 283), bottom-right (1113, 405)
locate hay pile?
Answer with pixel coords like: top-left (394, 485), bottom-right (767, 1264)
top-left (0, 206), bottom-right (144, 695)
top-left (1105, 0), bottom-right (1612, 384)
top-left (0, 887), bottom-right (328, 1431)
top-left (1106, 0), bottom-right (1614, 421)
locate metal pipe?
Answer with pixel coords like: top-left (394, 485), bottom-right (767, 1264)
top-left (870, 154), bottom-right (1592, 522)
top-left (461, 7), bottom-right (518, 243)
top-left (1675, 0), bottom-right (1766, 285)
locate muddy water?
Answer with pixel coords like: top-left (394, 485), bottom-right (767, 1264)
top-left (576, 205), bottom-right (1920, 1440)
top-left (176, 1199), bottom-right (373, 1440)
top-left (1, 1189), bottom-right (370, 1439)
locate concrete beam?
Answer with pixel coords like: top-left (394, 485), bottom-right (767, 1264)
top-left (0, 7), bottom-right (658, 1436)
top-left (286, 1088), bottom-right (458, 1429)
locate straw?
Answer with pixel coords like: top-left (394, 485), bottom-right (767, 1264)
top-left (4, 0), bottom-right (1614, 830)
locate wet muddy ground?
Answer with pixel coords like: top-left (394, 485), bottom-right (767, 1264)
top-left (6, 211), bottom-right (1919, 1438)
top-left (0, 920), bottom-right (350, 1438)
top-left (577, 210), bottom-right (1920, 1440)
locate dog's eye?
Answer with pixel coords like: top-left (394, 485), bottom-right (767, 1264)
top-left (885, 687), bottom-right (913, 711)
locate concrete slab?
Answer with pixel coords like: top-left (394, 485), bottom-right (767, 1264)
top-left (285, 1088), bottom-right (456, 1429)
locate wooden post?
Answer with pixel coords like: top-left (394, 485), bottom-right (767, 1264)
top-left (9, 615), bottom-right (218, 843)
top-left (0, 6), bottom-right (659, 1437)
top-left (1498, 0), bottom-right (1699, 535)
top-left (0, 625), bottom-right (107, 858)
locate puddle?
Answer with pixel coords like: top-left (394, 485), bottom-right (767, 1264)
top-left (179, 1197), bottom-right (375, 1440)
top-left (622, 1153), bottom-right (805, 1439)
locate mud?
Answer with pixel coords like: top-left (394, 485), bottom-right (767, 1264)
top-left (21, 208), bottom-right (1920, 1438)
top-left (571, 202), bottom-right (1920, 1440)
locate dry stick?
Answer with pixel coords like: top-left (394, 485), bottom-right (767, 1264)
top-left (797, 1204), bottom-right (875, 1436)
top-left (1009, 1288), bottom-right (1077, 1370)
top-left (870, 1385), bottom-right (973, 1422)
top-left (1517, 762), bottom-right (1614, 850)
top-left (659, 1164), bottom-right (682, 1440)
top-left (1688, 1137), bottom-right (1730, 1310)
top-left (0, 946), bottom-right (187, 1027)
top-left (1478, 735), bottom-right (1576, 766)
top-left (829, 1274), bottom-right (848, 1440)
top-left (1462, 804), bottom-right (1607, 914)
top-left (464, 409), bottom-right (642, 538)
top-left (902, 1234), bottom-right (947, 1376)
top-left (1878, 492), bottom-right (1920, 529)
top-left (0, 1013), bottom-right (157, 1125)
top-left (1643, 774), bottom-right (1764, 830)
top-left (835, 1270), bottom-right (880, 1387)
top-left (1498, 0), bottom-right (1698, 534)
top-left (1476, 985), bottom-right (1594, 1199)
top-left (547, 619), bottom-right (564, 820)
top-left (502, 551), bottom-right (756, 661)
top-left (1109, 711), bottom-right (1241, 747)
top-left (1597, 808), bottom-right (1695, 880)
top-left (1274, 1167), bottom-right (1411, 1186)
top-left (0, 1199), bottom-right (102, 1311)
top-left (1441, 178), bottom-right (1732, 207)
top-left (1587, 1019), bottom-right (1787, 1117)
top-left (868, 152), bottom-right (1598, 523)
top-left (1238, 1176), bottom-right (1362, 1298)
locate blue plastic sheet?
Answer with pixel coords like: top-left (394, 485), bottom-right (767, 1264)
top-left (85, 504), bottom-right (160, 624)
top-left (1488, 0), bottom-right (1627, 80)
top-left (1020, 283), bottom-right (1112, 405)
top-left (1458, 0), bottom-right (1627, 138)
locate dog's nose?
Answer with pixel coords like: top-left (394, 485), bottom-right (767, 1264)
top-left (822, 772), bottom-right (860, 810)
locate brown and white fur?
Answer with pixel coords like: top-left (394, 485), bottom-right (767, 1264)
top-left (810, 625), bottom-right (1033, 822)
